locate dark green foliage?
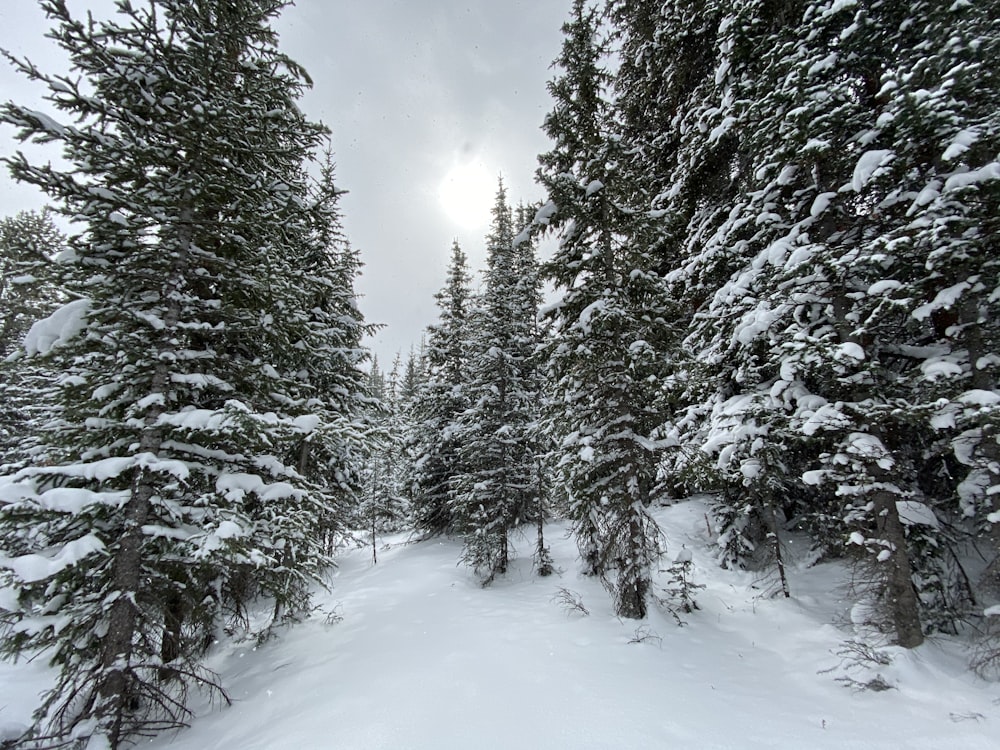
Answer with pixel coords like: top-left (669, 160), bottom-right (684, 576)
top-left (533, 0), bottom-right (999, 645)
top-left (451, 182), bottom-right (545, 584)
top-left (409, 242), bottom-right (471, 536)
top-left (0, 208), bottom-right (63, 357)
top-left (658, 548), bottom-right (704, 625)
top-left (536, 0), bottom-right (672, 618)
top-left (0, 2), bottom-right (371, 746)
top-left (360, 352), bottom-right (415, 548)
top-left (0, 209), bottom-right (65, 467)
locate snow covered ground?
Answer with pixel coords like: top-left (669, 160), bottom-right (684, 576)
top-left (2, 499), bottom-right (998, 749)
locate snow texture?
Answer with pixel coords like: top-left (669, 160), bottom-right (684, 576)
top-left (912, 281), bottom-right (970, 321)
top-left (834, 342), bottom-right (865, 362)
top-left (958, 390), bottom-right (1000, 407)
top-left (942, 129), bottom-right (977, 161)
top-left (0, 533), bottom-right (104, 583)
top-left (2, 502), bottom-right (993, 750)
top-left (215, 473), bottom-right (304, 502)
top-left (809, 192), bottom-right (837, 217)
top-left (850, 149), bottom-right (894, 192)
top-left (826, 0), bottom-right (858, 16)
top-left (845, 432), bottom-right (894, 469)
top-left (895, 501), bottom-right (939, 529)
top-left (22, 108), bottom-right (67, 136)
top-left (801, 404), bottom-right (852, 436)
top-left (943, 163), bottom-right (1000, 192)
top-left (22, 298), bottom-right (91, 356)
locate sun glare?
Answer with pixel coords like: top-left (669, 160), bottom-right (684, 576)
top-left (438, 160), bottom-right (496, 230)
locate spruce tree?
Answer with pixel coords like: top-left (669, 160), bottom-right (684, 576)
top-left (536, 1), bottom-right (670, 617)
top-left (409, 241), bottom-right (471, 536)
top-left (0, 2), bottom-right (367, 745)
top-left (886, 1), bottom-right (1000, 609)
top-left (359, 352), bottom-right (412, 562)
top-left (514, 204), bottom-right (554, 577)
top-left (0, 209), bottom-right (63, 358)
top-left (452, 181), bottom-right (543, 583)
top-left (643, 0), bottom-right (930, 636)
top-left (638, 1), bottom-right (803, 583)
top-left (0, 209), bottom-right (65, 467)
top-left (289, 148), bottom-right (376, 556)
top-left (654, 0), bottom-right (999, 645)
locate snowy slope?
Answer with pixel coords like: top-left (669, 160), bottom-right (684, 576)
top-left (3, 500), bottom-right (997, 749)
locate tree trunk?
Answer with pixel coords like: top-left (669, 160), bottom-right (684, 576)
top-left (535, 482), bottom-right (553, 576)
top-left (832, 292), bottom-right (923, 646)
top-left (99, 482), bottom-right (151, 746)
top-left (977, 426), bottom-right (1000, 599)
top-left (371, 461), bottom-right (379, 565)
top-left (962, 300), bottom-right (1000, 596)
top-left (616, 511), bottom-right (649, 619)
top-left (763, 501), bottom-right (790, 598)
top-left (873, 490), bottom-right (924, 648)
top-left (297, 438), bottom-right (310, 476)
top-left (616, 574), bottom-right (649, 619)
top-left (98, 208), bottom-right (192, 746)
top-left (159, 587), bottom-right (185, 682)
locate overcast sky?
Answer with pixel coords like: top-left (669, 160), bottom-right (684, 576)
top-left (0, 1), bottom-right (569, 364)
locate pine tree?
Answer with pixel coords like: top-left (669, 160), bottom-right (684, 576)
top-left (0, 2), bottom-right (367, 745)
top-left (0, 209), bottom-right (65, 467)
top-left (627, 1), bottom-right (803, 585)
top-left (452, 181), bottom-right (544, 583)
top-left (409, 242), bottom-right (471, 536)
top-left (884, 1), bottom-right (1000, 610)
top-left (0, 209), bottom-right (63, 357)
top-left (648, 0), bottom-right (1000, 645)
top-left (514, 204), bottom-right (555, 577)
top-left (289, 148), bottom-right (376, 557)
top-left (635, 0), bottom-right (928, 635)
top-left (536, 1), bottom-right (670, 617)
top-left (726, 0), bottom-right (986, 645)
top-left (359, 352), bottom-right (412, 563)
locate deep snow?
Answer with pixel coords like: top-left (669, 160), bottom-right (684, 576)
top-left (2, 499), bottom-right (997, 749)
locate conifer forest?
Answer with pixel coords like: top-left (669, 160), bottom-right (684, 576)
top-left (0, 1), bottom-right (998, 748)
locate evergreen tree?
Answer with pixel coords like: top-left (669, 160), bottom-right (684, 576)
top-left (359, 352), bottom-right (412, 563)
top-left (636, 1), bottom-right (803, 585)
top-left (0, 209), bottom-right (65, 466)
top-left (0, 209), bottom-right (63, 357)
top-left (291, 149), bottom-right (376, 555)
top-left (452, 181), bottom-right (544, 584)
top-left (0, 2), bottom-right (367, 745)
top-left (887, 1), bottom-right (1000, 609)
top-left (647, 0), bottom-right (999, 645)
top-left (536, 0), bottom-right (670, 617)
top-left (409, 242), bottom-right (471, 536)
top-left (367, 354), bottom-right (387, 403)
top-left (634, 0), bottom-right (927, 634)
top-left (514, 203), bottom-right (554, 577)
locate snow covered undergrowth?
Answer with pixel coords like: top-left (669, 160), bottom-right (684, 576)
top-left (3, 499), bottom-right (998, 749)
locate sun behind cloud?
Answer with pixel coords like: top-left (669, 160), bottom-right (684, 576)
top-left (437, 159), bottom-right (496, 230)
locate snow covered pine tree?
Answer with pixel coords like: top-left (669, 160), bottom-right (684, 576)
top-left (0, 209), bottom-right (65, 467)
top-left (623, 0), bottom-right (999, 646)
top-left (536, 0), bottom-right (671, 618)
top-left (451, 181), bottom-right (545, 584)
top-left (0, 1), bottom-right (369, 746)
top-left (409, 241), bottom-right (472, 537)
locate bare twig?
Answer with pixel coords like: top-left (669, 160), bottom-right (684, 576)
top-left (551, 587), bottom-right (589, 616)
top-left (627, 625), bottom-right (662, 647)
